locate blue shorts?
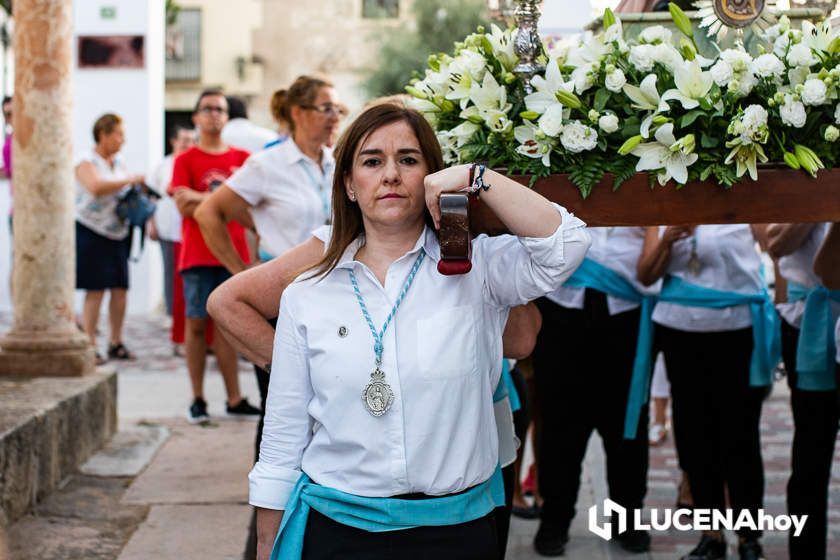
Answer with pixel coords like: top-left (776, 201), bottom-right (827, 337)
top-left (180, 266), bottom-right (231, 319)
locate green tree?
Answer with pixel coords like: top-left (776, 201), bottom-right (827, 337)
top-left (166, 0), bottom-right (181, 26)
top-left (363, 0), bottom-right (488, 99)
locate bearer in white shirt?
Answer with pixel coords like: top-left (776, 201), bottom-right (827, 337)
top-left (249, 103), bottom-right (590, 559)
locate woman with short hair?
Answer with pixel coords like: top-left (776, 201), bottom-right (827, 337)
top-left (250, 103), bottom-right (590, 559)
top-left (75, 113), bottom-right (144, 364)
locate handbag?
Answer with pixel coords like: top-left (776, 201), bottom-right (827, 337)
top-left (116, 184), bottom-right (160, 261)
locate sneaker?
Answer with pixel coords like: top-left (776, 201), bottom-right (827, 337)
top-left (534, 519), bottom-right (569, 557)
top-left (738, 539), bottom-right (765, 560)
top-left (681, 535), bottom-right (727, 560)
top-left (188, 398), bottom-right (210, 424)
top-left (617, 528), bottom-right (651, 553)
top-left (225, 397), bottom-right (261, 419)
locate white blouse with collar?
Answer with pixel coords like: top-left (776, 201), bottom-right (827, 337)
top-left (776, 223), bottom-right (829, 328)
top-left (249, 206), bottom-right (590, 509)
top-left (652, 224), bottom-right (764, 333)
top-left (546, 226), bottom-right (659, 314)
top-left (227, 139), bottom-right (334, 259)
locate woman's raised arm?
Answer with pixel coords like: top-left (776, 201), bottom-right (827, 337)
top-left (424, 165), bottom-right (561, 237)
top-left (207, 237), bottom-right (325, 368)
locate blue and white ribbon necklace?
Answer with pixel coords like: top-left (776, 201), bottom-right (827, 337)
top-left (349, 250), bottom-right (426, 416)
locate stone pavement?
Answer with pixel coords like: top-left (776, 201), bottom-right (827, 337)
top-left (5, 313), bottom-right (840, 559)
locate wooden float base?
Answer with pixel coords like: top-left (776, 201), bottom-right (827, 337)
top-left (471, 168), bottom-right (840, 232)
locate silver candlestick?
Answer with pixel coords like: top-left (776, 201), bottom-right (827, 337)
top-left (512, 0), bottom-right (545, 93)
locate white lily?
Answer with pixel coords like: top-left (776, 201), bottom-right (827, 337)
top-left (486, 24), bottom-right (518, 71)
top-left (623, 74), bottom-right (670, 137)
top-left (445, 69), bottom-right (474, 109)
top-left (725, 142), bottom-right (768, 181)
top-left (662, 60), bottom-right (714, 110)
top-left (514, 120), bottom-right (554, 167)
top-left (631, 123), bottom-right (699, 185)
top-left (458, 72), bottom-right (513, 133)
top-left (571, 63), bottom-right (597, 94)
top-left (448, 122), bottom-right (480, 148)
top-left (466, 72), bottom-right (512, 116)
top-left (483, 110), bottom-right (513, 134)
top-left (537, 103), bottom-right (566, 137)
top-left (406, 97), bottom-right (441, 115)
top-left (802, 20), bottom-right (835, 53)
top-left (567, 32), bottom-right (610, 68)
top-left (525, 58), bottom-right (575, 114)
top-left (413, 72), bottom-right (447, 100)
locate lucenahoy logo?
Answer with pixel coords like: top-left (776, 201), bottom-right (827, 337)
top-left (588, 499), bottom-right (808, 540)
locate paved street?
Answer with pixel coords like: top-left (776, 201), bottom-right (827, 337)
top-left (6, 313), bottom-right (840, 559)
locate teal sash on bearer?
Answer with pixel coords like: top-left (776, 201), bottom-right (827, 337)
top-left (566, 260), bottom-right (781, 440)
top-left (270, 466), bottom-right (505, 559)
top-left (564, 258), bottom-right (655, 440)
top-left (658, 275), bottom-right (781, 389)
top-left (787, 282), bottom-right (840, 390)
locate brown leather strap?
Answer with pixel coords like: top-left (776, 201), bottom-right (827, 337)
top-left (438, 193), bottom-right (472, 274)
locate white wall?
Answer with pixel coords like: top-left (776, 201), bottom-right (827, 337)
top-left (72, 0), bottom-right (166, 316)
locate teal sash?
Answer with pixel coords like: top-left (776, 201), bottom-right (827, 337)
top-left (564, 258), bottom-right (655, 440)
top-left (270, 466), bottom-right (506, 559)
top-left (658, 275), bottom-right (781, 388)
top-left (567, 261), bottom-right (781, 440)
top-left (787, 282), bottom-right (840, 390)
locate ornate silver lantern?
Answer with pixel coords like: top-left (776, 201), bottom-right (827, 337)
top-left (512, 0), bottom-right (545, 93)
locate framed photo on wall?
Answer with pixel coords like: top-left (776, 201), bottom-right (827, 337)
top-left (78, 35), bottom-right (145, 69)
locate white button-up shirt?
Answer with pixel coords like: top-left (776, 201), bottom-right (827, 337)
top-left (227, 140), bottom-right (333, 259)
top-left (149, 154), bottom-right (181, 242)
top-left (777, 223), bottom-right (830, 328)
top-left (546, 227), bottom-right (657, 314)
top-left (653, 225), bottom-right (764, 332)
top-left (249, 206), bottom-right (590, 509)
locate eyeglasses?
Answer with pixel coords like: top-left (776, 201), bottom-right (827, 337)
top-left (301, 104), bottom-right (348, 117)
top-left (198, 106), bottom-right (227, 114)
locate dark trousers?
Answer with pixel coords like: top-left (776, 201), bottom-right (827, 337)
top-left (494, 366), bottom-right (530, 559)
top-left (159, 239), bottom-right (176, 316)
top-left (658, 324), bottom-right (765, 539)
top-left (244, 321), bottom-right (276, 560)
top-left (302, 508), bottom-right (499, 560)
top-left (781, 319), bottom-right (840, 560)
top-left (533, 292), bottom-right (649, 525)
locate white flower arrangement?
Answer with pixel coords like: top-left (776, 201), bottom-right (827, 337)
top-left (406, 7), bottom-right (840, 195)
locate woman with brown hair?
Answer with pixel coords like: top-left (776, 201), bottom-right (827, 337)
top-left (196, 74), bottom-right (345, 559)
top-left (247, 102), bottom-right (590, 559)
top-left (75, 113), bottom-right (144, 364)
top-left (195, 74), bottom-right (344, 434)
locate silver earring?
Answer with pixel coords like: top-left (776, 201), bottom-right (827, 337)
top-left (350, 190), bottom-right (356, 201)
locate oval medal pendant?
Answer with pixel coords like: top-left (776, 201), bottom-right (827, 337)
top-left (688, 252), bottom-right (703, 276)
top-left (362, 368), bottom-right (394, 417)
